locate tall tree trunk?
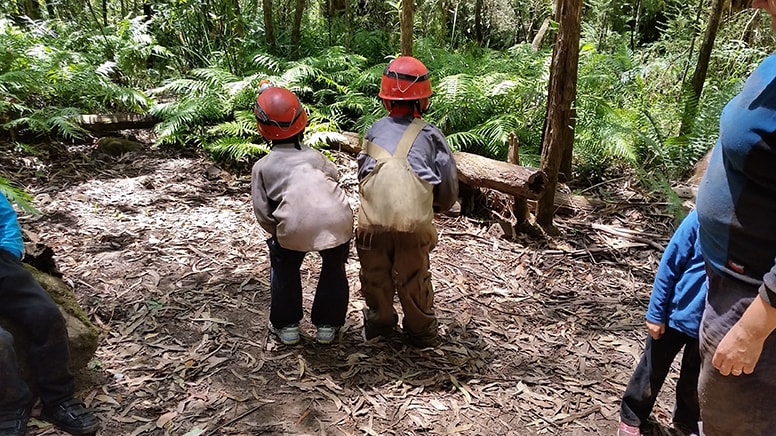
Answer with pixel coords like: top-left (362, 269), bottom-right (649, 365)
top-left (291, 0), bottom-right (305, 59)
top-left (344, 0), bottom-right (351, 50)
top-left (45, 0), bottom-right (56, 18)
top-left (102, 0), bottom-right (108, 26)
top-left (20, 0), bottom-right (41, 19)
top-left (536, 0), bottom-right (581, 232)
top-left (679, 0), bottom-right (725, 136)
top-left (400, 0), bottom-right (414, 56)
top-left (263, 0), bottom-right (277, 53)
top-left (630, 0), bottom-right (641, 50)
top-left (474, 0), bottom-right (483, 45)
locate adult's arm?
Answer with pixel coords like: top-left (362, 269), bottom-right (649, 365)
top-left (713, 260), bottom-right (776, 376)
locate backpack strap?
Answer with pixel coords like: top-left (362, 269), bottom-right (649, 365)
top-left (393, 118), bottom-right (427, 158)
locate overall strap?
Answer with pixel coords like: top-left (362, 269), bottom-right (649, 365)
top-left (393, 118), bottom-right (427, 158)
top-left (363, 139), bottom-right (392, 160)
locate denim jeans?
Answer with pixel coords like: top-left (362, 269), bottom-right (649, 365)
top-left (267, 238), bottom-right (350, 329)
top-left (620, 326), bottom-right (701, 432)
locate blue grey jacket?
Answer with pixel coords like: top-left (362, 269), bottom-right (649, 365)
top-left (646, 209), bottom-right (706, 339)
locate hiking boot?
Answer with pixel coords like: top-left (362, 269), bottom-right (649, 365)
top-left (41, 398), bottom-right (99, 435)
top-left (315, 325), bottom-right (339, 344)
top-left (406, 330), bottom-right (441, 348)
top-left (268, 321), bottom-right (300, 345)
top-left (618, 421), bottom-right (641, 436)
top-left (0, 406), bottom-right (30, 436)
top-left (405, 319), bottom-right (440, 348)
top-left (363, 320), bottom-right (396, 340)
top-left (362, 309), bottom-right (397, 341)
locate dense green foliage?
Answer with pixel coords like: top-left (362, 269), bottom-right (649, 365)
top-left (1, 0), bottom-right (775, 188)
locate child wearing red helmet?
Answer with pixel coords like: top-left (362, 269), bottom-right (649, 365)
top-left (356, 56), bottom-right (459, 347)
top-left (250, 85), bottom-right (354, 345)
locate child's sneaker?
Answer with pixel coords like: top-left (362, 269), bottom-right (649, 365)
top-left (618, 421), bottom-right (641, 436)
top-left (268, 322), bottom-right (300, 345)
top-left (316, 325), bottom-right (338, 344)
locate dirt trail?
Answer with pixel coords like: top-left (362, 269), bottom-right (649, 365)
top-left (6, 141), bottom-right (687, 435)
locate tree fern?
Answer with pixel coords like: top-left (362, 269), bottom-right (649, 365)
top-left (4, 107), bottom-right (87, 139)
top-left (0, 177), bottom-right (38, 215)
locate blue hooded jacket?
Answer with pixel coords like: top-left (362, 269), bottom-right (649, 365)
top-left (0, 194), bottom-right (24, 259)
top-left (646, 209), bottom-right (707, 339)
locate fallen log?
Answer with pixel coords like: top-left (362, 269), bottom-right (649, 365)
top-left (454, 152), bottom-right (547, 200)
top-left (78, 113), bottom-right (158, 133)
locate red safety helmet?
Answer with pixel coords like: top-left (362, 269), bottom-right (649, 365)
top-left (253, 86), bottom-right (308, 140)
top-left (379, 56), bottom-right (432, 113)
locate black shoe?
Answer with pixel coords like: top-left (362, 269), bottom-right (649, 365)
top-left (0, 406), bottom-right (30, 436)
top-left (41, 398), bottom-right (99, 435)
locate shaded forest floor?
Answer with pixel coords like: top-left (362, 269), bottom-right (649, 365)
top-left (4, 136), bottom-right (696, 435)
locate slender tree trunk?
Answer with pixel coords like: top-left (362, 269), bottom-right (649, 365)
top-left (508, 133), bottom-right (530, 225)
top-left (45, 0), bottom-right (56, 18)
top-left (345, 0), bottom-right (351, 50)
top-left (531, 17), bottom-right (550, 51)
top-left (400, 0), bottom-right (414, 56)
top-left (536, 0), bottom-right (581, 232)
top-left (263, 0), bottom-right (277, 53)
top-left (679, 0), bottom-right (726, 136)
top-left (630, 0), bottom-right (641, 50)
top-left (474, 0), bottom-right (483, 45)
top-left (102, 0), bottom-right (108, 26)
top-left (291, 0), bottom-right (305, 59)
top-left (20, 0), bottom-right (41, 19)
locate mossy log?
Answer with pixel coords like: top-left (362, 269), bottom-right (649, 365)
top-left (0, 265), bottom-right (99, 373)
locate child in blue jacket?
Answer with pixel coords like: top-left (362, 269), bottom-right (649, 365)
top-left (0, 194), bottom-right (99, 435)
top-left (619, 209), bottom-right (705, 436)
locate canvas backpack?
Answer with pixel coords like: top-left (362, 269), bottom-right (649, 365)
top-left (358, 118), bottom-right (434, 233)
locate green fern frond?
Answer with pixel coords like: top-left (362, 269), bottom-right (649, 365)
top-left (446, 131), bottom-right (484, 153)
top-left (190, 67), bottom-right (240, 87)
top-left (252, 53), bottom-right (285, 74)
top-left (0, 177), bottom-right (38, 215)
top-left (204, 136), bottom-right (269, 161)
top-left (208, 110), bottom-right (257, 137)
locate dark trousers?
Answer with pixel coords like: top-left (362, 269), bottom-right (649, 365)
top-left (267, 238), bottom-right (350, 329)
top-left (620, 326), bottom-right (701, 432)
top-left (0, 249), bottom-right (74, 410)
top-left (698, 268), bottom-right (776, 435)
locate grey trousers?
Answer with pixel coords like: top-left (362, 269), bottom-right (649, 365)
top-left (698, 268), bottom-right (776, 435)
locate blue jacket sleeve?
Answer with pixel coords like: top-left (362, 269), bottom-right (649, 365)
top-left (0, 195), bottom-right (24, 259)
top-left (646, 210), bottom-right (700, 324)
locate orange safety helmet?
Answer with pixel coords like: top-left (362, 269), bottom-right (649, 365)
top-left (379, 56), bottom-right (432, 112)
top-left (253, 85), bottom-right (308, 140)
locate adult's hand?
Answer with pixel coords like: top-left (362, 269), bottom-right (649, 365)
top-left (712, 295), bottom-right (776, 376)
top-left (712, 322), bottom-right (764, 376)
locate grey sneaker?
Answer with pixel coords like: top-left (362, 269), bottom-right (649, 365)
top-left (268, 322), bottom-right (300, 345)
top-left (315, 325), bottom-right (339, 344)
